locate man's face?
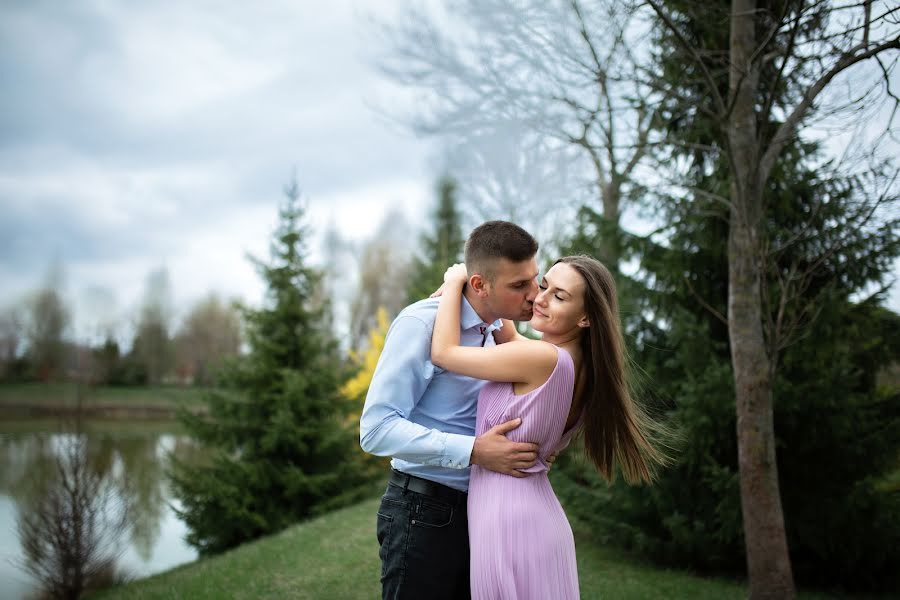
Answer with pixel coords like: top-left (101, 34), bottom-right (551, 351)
top-left (483, 257), bottom-right (539, 321)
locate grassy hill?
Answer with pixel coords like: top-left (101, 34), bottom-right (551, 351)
top-left (91, 496), bottom-right (872, 600)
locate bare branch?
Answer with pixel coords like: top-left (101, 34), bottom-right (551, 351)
top-left (684, 275), bottom-right (728, 325)
top-left (760, 6), bottom-right (803, 134)
top-left (622, 103), bottom-right (657, 176)
top-left (863, 0), bottom-right (872, 47)
top-left (759, 36), bottom-right (900, 183)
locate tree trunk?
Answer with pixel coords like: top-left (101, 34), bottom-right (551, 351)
top-left (598, 177), bottom-right (621, 268)
top-left (728, 1), bottom-right (795, 597)
top-left (728, 200), bottom-right (795, 599)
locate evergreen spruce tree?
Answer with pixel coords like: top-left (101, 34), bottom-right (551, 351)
top-left (634, 3), bottom-right (900, 594)
top-left (169, 177), bottom-right (369, 556)
top-left (406, 175), bottom-right (465, 304)
top-left (554, 97), bottom-right (900, 595)
top-left (550, 2), bottom-right (900, 591)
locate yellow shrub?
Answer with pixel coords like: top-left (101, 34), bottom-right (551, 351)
top-left (342, 306), bottom-right (390, 413)
top-left (342, 307), bottom-right (393, 476)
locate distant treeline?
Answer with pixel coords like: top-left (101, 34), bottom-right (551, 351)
top-left (0, 289), bottom-right (241, 387)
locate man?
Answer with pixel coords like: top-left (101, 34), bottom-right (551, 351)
top-left (360, 221), bottom-right (541, 599)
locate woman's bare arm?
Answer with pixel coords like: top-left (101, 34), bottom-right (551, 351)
top-left (492, 319), bottom-right (530, 344)
top-left (430, 265), bottom-right (556, 385)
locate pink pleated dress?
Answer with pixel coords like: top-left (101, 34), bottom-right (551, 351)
top-left (468, 345), bottom-right (581, 600)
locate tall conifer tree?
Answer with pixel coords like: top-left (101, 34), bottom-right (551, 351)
top-left (170, 177), bottom-right (368, 555)
top-left (555, 69), bottom-right (900, 597)
top-left (406, 175), bottom-right (465, 304)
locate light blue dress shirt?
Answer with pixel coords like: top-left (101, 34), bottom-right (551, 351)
top-left (359, 296), bottom-right (502, 492)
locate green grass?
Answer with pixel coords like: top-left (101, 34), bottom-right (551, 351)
top-left (0, 382), bottom-right (208, 407)
top-left (91, 496), bottom-right (870, 600)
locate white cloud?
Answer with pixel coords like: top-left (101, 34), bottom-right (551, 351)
top-left (1, 0), bottom-right (897, 345)
top-left (309, 178), bottom-right (429, 242)
top-left (90, 10), bottom-right (284, 122)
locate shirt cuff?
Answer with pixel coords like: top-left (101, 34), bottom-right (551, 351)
top-left (442, 433), bottom-right (476, 469)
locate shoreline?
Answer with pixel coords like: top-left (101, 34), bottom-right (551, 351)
top-left (0, 382), bottom-right (210, 421)
top-left (0, 402), bottom-right (207, 420)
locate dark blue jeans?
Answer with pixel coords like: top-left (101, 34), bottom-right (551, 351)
top-left (376, 478), bottom-right (470, 600)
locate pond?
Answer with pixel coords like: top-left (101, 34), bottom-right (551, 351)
top-left (0, 421), bottom-right (201, 600)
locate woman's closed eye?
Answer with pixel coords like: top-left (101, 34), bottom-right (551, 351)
top-left (539, 283), bottom-right (564, 301)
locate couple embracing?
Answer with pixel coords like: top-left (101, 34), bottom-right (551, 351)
top-left (360, 221), bottom-right (665, 600)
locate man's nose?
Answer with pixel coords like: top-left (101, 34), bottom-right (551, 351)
top-left (526, 281), bottom-right (539, 302)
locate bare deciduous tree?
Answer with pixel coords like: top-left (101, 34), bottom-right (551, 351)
top-left (174, 294), bottom-right (242, 385)
top-left (349, 209), bottom-right (413, 351)
top-left (375, 0), bottom-right (660, 265)
top-left (131, 268), bottom-right (174, 385)
top-left (27, 289), bottom-right (71, 381)
top-left (0, 304), bottom-right (23, 378)
top-left (440, 123), bottom-right (591, 261)
top-left (17, 428), bottom-right (129, 599)
top-left (25, 259), bottom-right (71, 381)
top-left (318, 216), bottom-right (365, 352)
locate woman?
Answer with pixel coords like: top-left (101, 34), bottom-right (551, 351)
top-left (431, 255), bottom-right (666, 600)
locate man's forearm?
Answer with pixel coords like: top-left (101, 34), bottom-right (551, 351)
top-left (360, 412), bottom-right (475, 469)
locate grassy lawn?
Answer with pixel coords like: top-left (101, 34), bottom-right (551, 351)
top-left (0, 382), bottom-right (208, 407)
top-left (91, 496), bottom-right (871, 600)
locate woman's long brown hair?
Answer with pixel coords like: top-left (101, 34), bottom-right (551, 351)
top-left (557, 255), bottom-right (668, 485)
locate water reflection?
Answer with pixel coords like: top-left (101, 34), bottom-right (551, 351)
top-left (0, 424), bottom-right (200, 599)
top-left (17, 432), bottom-right (130, 598)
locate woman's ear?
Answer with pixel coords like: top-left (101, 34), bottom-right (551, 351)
top-left (577, 316), bottom-right (590, 328)
top-left (469, 273), bottom-right (489, 297)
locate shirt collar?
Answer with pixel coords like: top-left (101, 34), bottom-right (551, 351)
top-left (460, 295), bottom-right (503, 332)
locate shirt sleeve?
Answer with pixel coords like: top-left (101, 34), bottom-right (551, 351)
top-left (359, 314), bottom-right (475, 468)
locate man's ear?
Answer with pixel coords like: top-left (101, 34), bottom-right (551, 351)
top-left (469, 273), bottom-right (490, 297)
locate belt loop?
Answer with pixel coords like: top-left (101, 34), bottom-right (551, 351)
top-left (402, 473), bottom-right (410, 493)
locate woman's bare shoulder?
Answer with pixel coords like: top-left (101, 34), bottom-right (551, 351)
top-left (505, 339), bottom-right (559, 366)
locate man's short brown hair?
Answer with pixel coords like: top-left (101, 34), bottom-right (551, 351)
top-left (464, 221), bottom-right (538, 281)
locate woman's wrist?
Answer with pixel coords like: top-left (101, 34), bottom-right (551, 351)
top-left (442, 263), bottom-right (469, 288)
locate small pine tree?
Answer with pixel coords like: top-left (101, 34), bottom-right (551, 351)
top-left (169, 176), bottom-right (369, 556)
top-left (406, 176), bottom-right (465, 304)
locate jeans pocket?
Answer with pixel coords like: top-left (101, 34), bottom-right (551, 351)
top-left (376, 511), bottom-right (394, 579)
top-left (412, 498), bottom-right (453, 529)
top-left (377, 494), bottom-right (409, 584)
top-left (376, 512), bottom-right (393, 544)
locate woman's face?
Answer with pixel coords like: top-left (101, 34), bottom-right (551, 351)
top-left (531, 262), bottom-right (588, 335)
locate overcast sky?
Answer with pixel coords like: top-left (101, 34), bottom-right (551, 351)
top-left (1, 0), bottom-right (436, 340)
top-left (2, 0), bottom-right (898, 343)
